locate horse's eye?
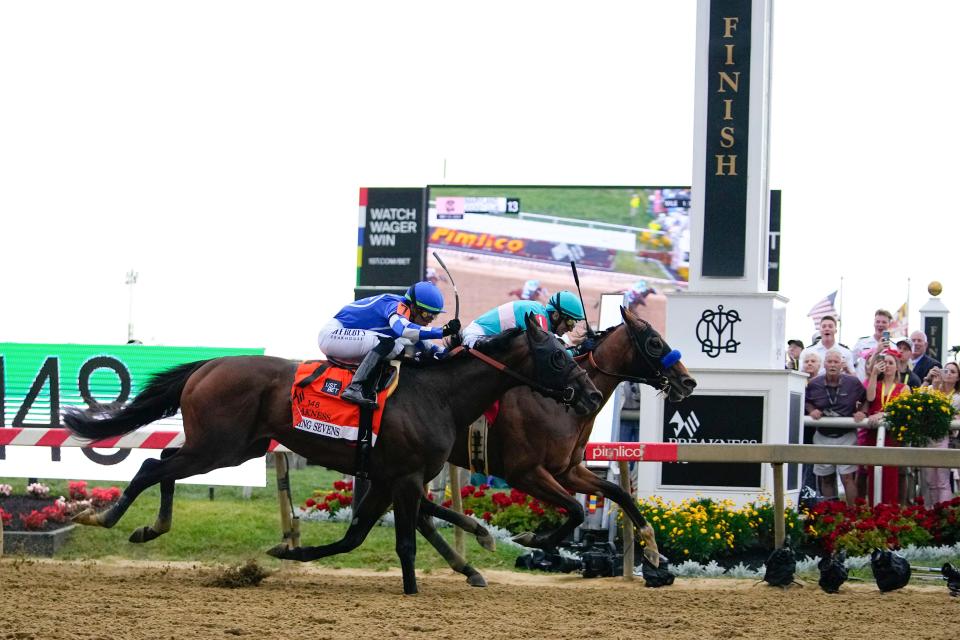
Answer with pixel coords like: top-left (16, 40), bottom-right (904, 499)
top-left (646, 337), bottom-right (664, 355)
top-left (550, 350), bottom-right (566, 369)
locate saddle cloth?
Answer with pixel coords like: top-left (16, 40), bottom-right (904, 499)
top-left (290, 361), bottom-right (398, 444)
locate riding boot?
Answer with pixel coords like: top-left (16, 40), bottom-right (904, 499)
top-left (341, 339), bottom-right (394, 408)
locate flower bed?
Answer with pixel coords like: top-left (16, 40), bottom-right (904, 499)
top-left (804, 496), bottom-right (960, 555)
top-left (1, 480), bottom-right (121, 533)
top-left (300, 481), bottom-right (566, 535)
top-left (632, 495), bottom-right (805, 564)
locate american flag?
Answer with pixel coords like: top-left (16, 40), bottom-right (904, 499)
top-left (889, 301), bottom-right (908, 335)
top-left (807, 291), bottom-right (838, 326)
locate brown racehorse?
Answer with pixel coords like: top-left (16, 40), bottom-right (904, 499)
top-left (426, 306), bottom-right (696, 568)
top-left (63, 315), bottom-right (602, 595)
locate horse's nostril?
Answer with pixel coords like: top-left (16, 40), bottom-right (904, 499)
top-left (682, 377), bottom-right (697, 390)
top-left (589, 391), bottom-right (603, 406)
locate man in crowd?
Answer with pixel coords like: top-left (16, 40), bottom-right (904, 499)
top-left (852, 309), bottom-right (892, 381)
top-left (894, 337), bottom-right (923, 388)
top-left (800, 316), bottom-right (854, 375)
top-left (805, 349), bottom-right (867, 504)
top-left (910, 330), bottom-right (941, 381)
top-left (785, 339), bottom-right (804, 370)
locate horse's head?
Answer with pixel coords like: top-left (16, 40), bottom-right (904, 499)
top-left (522, 313), bottom-right (602, 416)
top-left (618, 306), bottom-right (697, 403)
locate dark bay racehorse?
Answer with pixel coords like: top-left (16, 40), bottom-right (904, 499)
top-left (428, 307), bottom-right (696, 566)
top-left (63, 315), bottom-right (602, 594)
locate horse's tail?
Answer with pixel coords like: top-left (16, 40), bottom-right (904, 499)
top-left (63, 359), bottom-right (213, 440)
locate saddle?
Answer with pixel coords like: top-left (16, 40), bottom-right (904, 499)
top-left (290, 359), bottom-right (400, 445)
top-left (303, 358), bottom-right (400, 395)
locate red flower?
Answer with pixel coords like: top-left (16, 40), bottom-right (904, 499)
top-left (510, 488), bottom-right (527, 504)
top-left (460, 485), bottom-right (475, 498)
top-left (338, 495), bottom-right (353, 506)
top-left (463, 508), bottom-right (474, 516)
top-left (68, 480), bottom-right (88, 500)
top-left (316, 502), bottom-right (330, 511)
top-left (482, 511), bottom-right (492, 522)
top-left (474, 490), bottom-right (486, 498)
top-left (41, 504), bottom-right (68, 524)
top-left (442, 499), bottom-right (452, 508)
top-left (479, 484), bottom-right (490, 491)
top-left (0, 507), bottom-right (11, 527)
top-left (20, 510), bottom-right (48, 530)
top-left (492, 493), bottom-right (512, 508)
top-left (305, 498), bottom-right (316, 507)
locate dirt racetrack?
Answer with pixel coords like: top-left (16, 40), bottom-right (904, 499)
top-left (2, 559), bottom-right (958, 640)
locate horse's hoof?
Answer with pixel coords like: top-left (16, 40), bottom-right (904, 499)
top-left (266, 544), bottom-right (292, 560)
top-left (510, 531), bottom-right (537, 547)
top-left (72, 508), bottom-right (100, 527)
top-left (643, 547), bottom-right (661, 568)
top-left (476, 531), bottom-right (496, 552)
top-left (466, 573), bottom-right (487, 587)
top-left (129, 526), bottom-right (159, 544)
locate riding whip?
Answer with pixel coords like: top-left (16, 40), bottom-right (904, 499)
top-left (433, 251), bottom-right (459, 320)
top-left (569, 260), bottom-right (597, 339)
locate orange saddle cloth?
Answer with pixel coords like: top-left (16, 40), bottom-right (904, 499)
top-left (290, 361), bottom-right (396, 444)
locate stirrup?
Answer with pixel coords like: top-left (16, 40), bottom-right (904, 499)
top-left (342, 383), bottom-right (378, 408)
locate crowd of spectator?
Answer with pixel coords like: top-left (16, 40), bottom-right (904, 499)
top-left (790, 309), bottom-right (959, 507)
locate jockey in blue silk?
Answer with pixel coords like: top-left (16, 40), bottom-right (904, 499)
top-left (461, 290), bottom-right (586, 348)
top-left (318, 281), bottom-right (460, 407)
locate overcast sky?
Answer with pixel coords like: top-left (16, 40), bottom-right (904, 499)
top-left (2, 1), bottom-right (958, 357)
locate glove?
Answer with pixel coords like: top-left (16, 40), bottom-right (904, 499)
top-left (579, 337), bottom-right (597, 353)
top-left (442, 318), bottom-right (461, 337)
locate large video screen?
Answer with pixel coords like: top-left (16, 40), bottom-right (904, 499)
top-left (425, 186), bottom-right (690, 333)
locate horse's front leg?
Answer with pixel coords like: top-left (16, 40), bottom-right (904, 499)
top-left (267, 484), bottom-right (391, 561)
top-left (506, 466), bottom-right (585, 550)
top-left (416, 508), bottom-right (487, 587)
top-left (559, 463), bottom-right (660, 567)
top-left (392, 475), bottom-right (425, 595)
top-left (419, 497), bottom-right (496, 551)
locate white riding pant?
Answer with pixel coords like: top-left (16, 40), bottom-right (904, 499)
top-left (317, 319), bottom-right (407, 363)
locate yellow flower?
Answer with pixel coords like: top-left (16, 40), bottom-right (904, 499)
top-left (683, 549), bottom-right (689, 555)
top-left (699, 527), bottom-right (708, 534)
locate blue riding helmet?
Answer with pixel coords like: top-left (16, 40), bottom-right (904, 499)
top-left (405, 281), bottom-right (445, 314)
top-left (546, 290), bottom-right (585, 321)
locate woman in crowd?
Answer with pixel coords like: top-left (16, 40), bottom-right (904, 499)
top-left (801, 352), bottom-right (822, 381)
top-left (920, 361), bottom-right (960, 504)
top-left (862, 349), bottom-right (911, 504)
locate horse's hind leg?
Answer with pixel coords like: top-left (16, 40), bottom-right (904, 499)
top-left (128, 447), bottom-right (177, 543)
top-left (560, 463), bottom-right (661, 566)
top-left (419, 497), bottom-right (496, 551)
top-left (73, 449), bottom-right (198, 529)
top-left (416, 508), bottom-right (487, 587)
top-left (267, 484), bottom-right (392, 562)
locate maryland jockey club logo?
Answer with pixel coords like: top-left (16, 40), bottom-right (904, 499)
top-left (695, 305), bottom-right (741, 358)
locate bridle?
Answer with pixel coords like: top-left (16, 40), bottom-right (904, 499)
top-left (447, 336), bottom-right (582, 404)
top-left (579, 322), bottom-right (682, 390)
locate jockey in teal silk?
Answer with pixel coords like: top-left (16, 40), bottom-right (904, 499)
top-left (461, 290), bottom-right (586, 348)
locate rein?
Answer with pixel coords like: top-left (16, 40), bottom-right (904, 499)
top-left (582, 350), bottom-right (665, 387)
top-left (448, 345), bottom-right (574, 402)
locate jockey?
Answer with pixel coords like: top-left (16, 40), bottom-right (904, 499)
top-left (318, 281), bottom-right (460, 407)
top-left (461, 290), bottom-right (586, 348)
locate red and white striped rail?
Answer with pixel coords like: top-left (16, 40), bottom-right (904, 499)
top-left (0, 428), bottom-right (289, 452)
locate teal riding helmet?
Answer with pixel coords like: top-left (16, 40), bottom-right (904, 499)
top-left (546, 290), bottom-right (585, 321)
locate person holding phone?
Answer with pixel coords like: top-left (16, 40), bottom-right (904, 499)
top-left (860, 348), bottom-right (911, 504)
top-left (920, 361), bottom-right (959, 504)
top-left (852, 309), bottom-right (893, 381)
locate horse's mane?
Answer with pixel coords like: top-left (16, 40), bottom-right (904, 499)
top-left (472, 327), bottom-right (524, 355)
